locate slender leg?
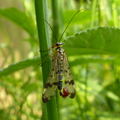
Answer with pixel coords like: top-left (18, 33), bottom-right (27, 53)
top-left (41, 54), bottom-right (55, 66)
top-left (40, 44), bottom-right (56, 66)
top-left (40, 44), bottom-right (56, 53)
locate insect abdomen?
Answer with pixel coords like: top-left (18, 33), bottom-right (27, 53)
top-left (58, 66), bottom-right (63, 90)
top-left (58, 48), bottom-right (64, 90)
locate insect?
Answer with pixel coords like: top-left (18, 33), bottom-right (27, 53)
top-left (42, 10), bottom-right (81, 103)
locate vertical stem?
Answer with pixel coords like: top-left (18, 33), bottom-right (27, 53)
top-left (85, 64), bottom-right (89, 119)
top-left (103, 0), bottom-right (113, 22)
top-left (91, 0), bottom-right (97, 27)
top-left (34, 0), bottom-right (50, 86)
top-left (51, 0), bottom-right (60, 45)
top-left (112, 0), bottom-right (119, 27)
top-left (97, 1), bottom-right (101, 26)
top-left (51, 0), bottom-right (61, 118)
top-left (58, 0), bottom-right (64, 38)
top-left (34, 0), bottom-right (58, 120)
top-left (85, 65), bottom-right (88, 105)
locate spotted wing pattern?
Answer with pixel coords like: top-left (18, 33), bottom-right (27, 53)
top-left (42, 51), bottom-right (59, 103)
top-left (63, 51), bottom-right (75, 98)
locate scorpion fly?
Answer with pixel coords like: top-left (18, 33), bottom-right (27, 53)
top-left (42, 10), bottom-right (81, 103)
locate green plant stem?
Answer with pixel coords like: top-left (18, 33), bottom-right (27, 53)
top-left (34, 0), bottom-right (51, 86)
top-left (85, 65), bottom-right (88, 108)
top-left (91, 0), bottom-right (97, 27)
top-left (34, 0), bottom-right (58, 120)
top-left (51, 0), bottom-right (60, 117)
top-left (97, 1), bottom-right (101, 26)
top-left (84, 64), bottom-right (89, 120)
top-left (112, 0), bottom-right (119, 27)
top-left (51, 0), bottom-right (60, 44)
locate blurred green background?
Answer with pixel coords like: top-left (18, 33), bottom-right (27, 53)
top-left (0, 0), bottom-right (120, 120)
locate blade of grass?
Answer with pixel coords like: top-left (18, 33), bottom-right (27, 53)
top-left (0, 8), bottom-right (35, 37)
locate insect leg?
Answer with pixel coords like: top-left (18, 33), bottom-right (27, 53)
top-left (40, 44), bottom-right (56, 53)
top-left (41, 54), bottom-right (55, 66)
top-left (40, 46), bottom-right (56, 66)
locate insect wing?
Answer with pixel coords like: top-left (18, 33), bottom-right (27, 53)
top-left (63, 52), bottom-right (75, 98)
top-left (42, 52), bottom-right (58, 103)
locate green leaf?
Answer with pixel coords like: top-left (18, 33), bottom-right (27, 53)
top-left (69, 57), bottom-right (120, 66)
top-left (0, 8), bottom-right (36, 36)
top-left (0, 57), bottom-right (40, 77)
top-left (63, 27), bottom-right (120, 55)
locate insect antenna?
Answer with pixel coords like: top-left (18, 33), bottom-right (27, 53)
top-left (59, 9), bottom-right (82, 42)
top-left (44, 19), bottom-right (58, 43)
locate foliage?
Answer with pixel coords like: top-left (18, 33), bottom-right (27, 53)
top-left (0, 0), bottom-right (120, 120)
